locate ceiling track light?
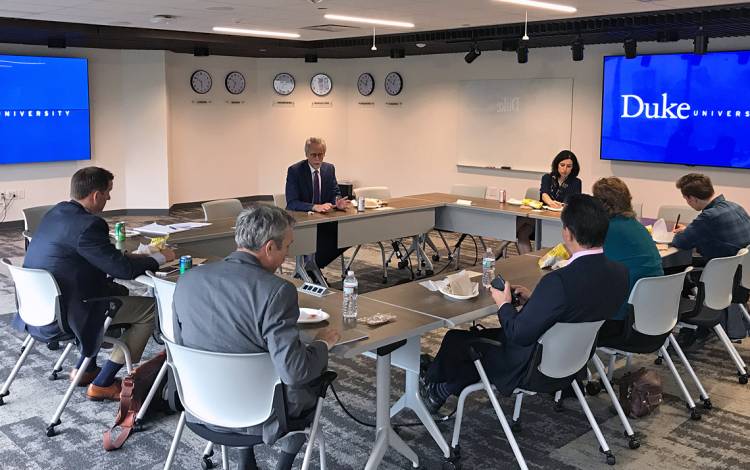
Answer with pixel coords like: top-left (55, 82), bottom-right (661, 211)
top-left (390, 47), bottom-right (405, 59)
top-left (517, 44), bottom-right (529, 64)
top-left (571, 38), bottom-right (583, 62)
top-left (694, 28), bottom-right (709, 55)
top-left (464, 43), bottom-right (481, 64)
top-left (371, 28), bottom-right (377, 51)
top-left (495, 0), bottom-right (576, 13)
top-left (193, 46), bottom-right (209, 57)
top-left (623, 38), bottom-right (637, 59)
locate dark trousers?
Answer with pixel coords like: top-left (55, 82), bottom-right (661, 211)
top-left (315, 222), bottom-right (347, 270)
top-left (427, 328), bottom-right (506, 394)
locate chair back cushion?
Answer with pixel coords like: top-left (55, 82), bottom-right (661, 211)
top-left (628, 269), bottom-right (690, 336)
top-left (166, 340), bottom-right (280, 429)
top-left (700, 249), bottom-right (747, 310)
top-left (149, 273), bottom-right (177, 342)
top-left (22, 204), bottom-right (55, 233)
top-left (537, 321), bottom-right (604, 378)
top-left (740, 246), bottom-right (750, 290)
top-left (273, 193), bottom-right (287, 208)
top-left (354, 186), bottom-right (391, 200)
top-left (3, 259), bottom-right (61, 327)
top-left (201, 199), bottom-right (243, 222)
top-left (656, 205), bottom-right (699, 224)
top-left (450, 184), bottom-right (486, 199)
top-left (525, 187), bottom-right (539, 201)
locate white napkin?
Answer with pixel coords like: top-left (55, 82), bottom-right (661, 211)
top-left (446, 271), bottom-right (473, 296)
top-left (455, 199), bottom-right (473, 206)
top-left (652, 218), bottom-right (674, 243)
top-left (134, 243), bottom-right (160, 255)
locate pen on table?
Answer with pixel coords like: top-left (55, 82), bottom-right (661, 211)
top-left (673, 214), bottom-right (681, 232)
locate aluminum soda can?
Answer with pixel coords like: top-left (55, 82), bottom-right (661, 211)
top-left (357, 196), bottom-right (366, 212)
top-left (499, 189), bottom-right (507, 203)
top-left (114, 222), bottom-right (126, 241)
top-left (179, 255), bottom-right (193, 274)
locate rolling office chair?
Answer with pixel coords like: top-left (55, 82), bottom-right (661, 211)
top-left (678, 248), bottom-right (748, 384)
top-left (163, 339), bottom-right (336, 470)
top-left (201, 198), bottom-right (244, 222)
top-left (0, 259), bottom-right (133, 437)
top-left (656, 205), bottom-right (699, 225)
top-left (451, 321), bottom-right (619, 468)
top-left (632, 201), bottom-right (644, 219)
top-left (596, 268), bottom-right (711, 422)
top-left (21, 204), bottom-right (54, 251)
top-left (272, 193), bottom-right (287, 209)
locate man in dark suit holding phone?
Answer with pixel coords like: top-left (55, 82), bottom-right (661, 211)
top-left (421, 194), bottom-right (629, 412)
top-left (285, 137), bottom-right (350, 271)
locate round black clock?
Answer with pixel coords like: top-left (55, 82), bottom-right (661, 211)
top-left (357, 73), bottom-right (375, 96)
top-left (384, 71), bottom-right (403, 96)
top-left (273, 72), bottom-right (295, 96)
top-left (190, 70), bottom-right (212, 94)
top-left (225, 71), bottom-right (246, 95)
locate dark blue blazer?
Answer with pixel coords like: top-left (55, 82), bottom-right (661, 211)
top-left (489, 253), bottom-right (629, 394)
top-left (20, 201), bottom-right (158, 357)
top-left (285, 160), bottom-right (341, 212)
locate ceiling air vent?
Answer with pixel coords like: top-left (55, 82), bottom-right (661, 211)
top-left (301, 24), bottom-right (361, 33)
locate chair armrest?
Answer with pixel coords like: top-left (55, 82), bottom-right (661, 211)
top-left (82, 296), bottom-right (125, 318)
top-left (466, 337), bottom-right (505, 361)
top-left (22, 230), bottom-right (32, 240)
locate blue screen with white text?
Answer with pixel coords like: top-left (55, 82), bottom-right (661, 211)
top-left (0, 54), bottom-right (90, 165)
top-left (601, 51), bottom-right (750, 169)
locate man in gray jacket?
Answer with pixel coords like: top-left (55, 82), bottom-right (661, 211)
top-left (173, 204), bottom-right (339, 470)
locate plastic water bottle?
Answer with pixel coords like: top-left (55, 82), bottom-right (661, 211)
top-left (342, 270), bottom-right (358, 319)
top-left (482, 248), bottom-right (495, 288)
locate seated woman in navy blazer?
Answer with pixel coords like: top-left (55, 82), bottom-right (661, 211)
top-left (517, 150), bottom-right (582, 253)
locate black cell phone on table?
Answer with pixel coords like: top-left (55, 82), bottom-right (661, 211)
top-left (490, 274), bottom-right (520, 306)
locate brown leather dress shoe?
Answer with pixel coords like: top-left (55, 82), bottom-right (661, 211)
top-left (69, 366), bottom-right (102, 387)
top-left (86, 379), bottom-right (122, 402)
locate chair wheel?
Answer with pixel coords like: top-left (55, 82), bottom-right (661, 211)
top-left (48, 371), bottom-right (58, 381)
top-left (690, 408), bottom-right (701, 420)
top-left (739, 374), bottom-right (748, 385)
top-left (702, 399), bottom-right (712, 410)
top-left (201, 457), bottom-right (214, 470)
top-left (442, 459), bottom-right (461, 470)
top-left (46, 423), bottom-right (58, 437)
top-left (451, 445), bottom-right (461, 459)
top-left (606, 452), bottom-right (616, 465)
top-left (553, 400), bottom-right (565, 412)
top-left (654, 357), bottom-right (663, 365)
top-left (511, 420), bottom-right (521, 433)
top-left (0, 396), bottom-right (4, 406)
top-left (432, 255), bottom-right (440, 262)
top-left (628, 436), bottom-right (641, 449)
top-left (382, 277), bottom-right (388, 284)
top-left (585, 381), bottom-right (602, 396)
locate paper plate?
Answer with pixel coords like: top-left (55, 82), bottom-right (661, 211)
top-left (506, 198), bottom-right (524, 206)
top-left (364, 198), bottom-right (382, 209)
top-left (543, 205), bottom-right (563, 212)
top-left (298, 308), bottom-right (330, 324)
top-left (438, 282), bottom-right (480, 301)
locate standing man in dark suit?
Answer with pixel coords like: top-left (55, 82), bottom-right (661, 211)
top-left (173, 204), bottom-right (340, 470)
top-left (285, 137), bottom-right (349, 270)
top-left (421, 194), bottom-right (629, 411)
top-left (20, 167), bottom-right (175, 401)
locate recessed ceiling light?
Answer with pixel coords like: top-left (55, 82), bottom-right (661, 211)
top-left (323, 14), bottom-right (414, 28)
top-left (206, 6), bottom-right (234, 11)
top-left (494, 0), bottom-right (577, 13)
top-left (213, 26), bottom-right (301, 38)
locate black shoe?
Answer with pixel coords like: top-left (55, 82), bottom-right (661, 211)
top-left (419, 381), bottom-right (447, 414)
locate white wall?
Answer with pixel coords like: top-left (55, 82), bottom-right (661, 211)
top-left (3, 36), bottom-right (750, 223)
top-left (0, 45), bottom-right (169, 222)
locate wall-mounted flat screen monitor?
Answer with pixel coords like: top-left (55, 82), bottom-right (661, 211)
top-left (0, 54), bottom-right (90, 165)
top-left (601, 51), bottom-right (750, 170)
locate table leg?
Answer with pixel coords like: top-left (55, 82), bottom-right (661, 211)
top-left (365, 345), bottom-right (419, 470)
top-left (534, 219), bottom-right (542, 251)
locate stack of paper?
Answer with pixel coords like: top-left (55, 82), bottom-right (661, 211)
top-left (133, 222), bottom-right (212, 235)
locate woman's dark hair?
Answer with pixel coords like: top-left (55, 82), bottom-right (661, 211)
top-left (550, 150), bottom-right (580, 179)
top-left (560, 194), bottom-right (609, 248)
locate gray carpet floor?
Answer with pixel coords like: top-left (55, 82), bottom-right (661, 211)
top-left (1, 210), bottom-right (749, 470)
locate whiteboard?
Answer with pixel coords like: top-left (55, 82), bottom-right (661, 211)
top-left (456, 78), bottom-right (574, 173)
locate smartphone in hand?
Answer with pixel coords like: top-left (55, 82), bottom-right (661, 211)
top-left (490, 274), bottom-right (519, 306)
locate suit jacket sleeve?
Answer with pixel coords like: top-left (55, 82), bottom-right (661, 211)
top-left (285, 165), bottom-right (314, 212)
top-left (76, 217), bottom-right (159, 280)
top-left (498, 273), bottom-right (567, 347)
top-left (262, 282), bottom-right (328, 386)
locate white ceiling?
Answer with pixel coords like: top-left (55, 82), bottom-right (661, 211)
top-left (0, 0), bottom-right (746, 40)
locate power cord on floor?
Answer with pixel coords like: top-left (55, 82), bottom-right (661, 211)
top-left (330, 383), bottom-right (457, 429)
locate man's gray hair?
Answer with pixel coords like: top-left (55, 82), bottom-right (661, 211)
top-left (304, 137), bottom-right (327, 155)
top-left (235, 204), bottom-right (295, 251)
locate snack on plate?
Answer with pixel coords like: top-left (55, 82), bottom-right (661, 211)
top-left (538, 243), bottom-right (570, 269)
top-left (364, 198), bottom-right (382, 209)
top-left (149, 235), bottom-right (169, 250)
top-left (522, 198), bottom-right (544, 210)
top-left (362, 313), bottom-right (396, 326)
top-left (445, 271), bottom-right (474, 296)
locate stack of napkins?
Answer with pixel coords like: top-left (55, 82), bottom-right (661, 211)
top-left (651, 218), bottom-right (674, 243)
top-left (445, 271), bottom-right (474, 296)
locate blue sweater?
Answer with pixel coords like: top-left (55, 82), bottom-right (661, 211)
top-left (603, 215), bottom-right (664, 320)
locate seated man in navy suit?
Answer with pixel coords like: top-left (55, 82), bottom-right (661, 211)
top-left (285, 137), bottom-right (350, 270)
top-left (20, 167), bottom-right (175, 401)
top-left (421, 194), bottom-right (629, 412)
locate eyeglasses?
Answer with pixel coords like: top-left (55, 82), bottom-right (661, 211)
top-left (308, 152), bottom-right (325, 158)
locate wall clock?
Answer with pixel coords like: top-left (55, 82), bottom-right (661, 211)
top-left (225, 71), bottom-right (246, 95)
top-left (357, 72), bottom-right (375, 96)
top-left (384, 71), bottom-right (403, 96)
top-left (310, 73), bottom-right (333, 97)
top-left (273, 72), bottom-right (295, 96)
top-left (190, 70), bottom-right (212, 94)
